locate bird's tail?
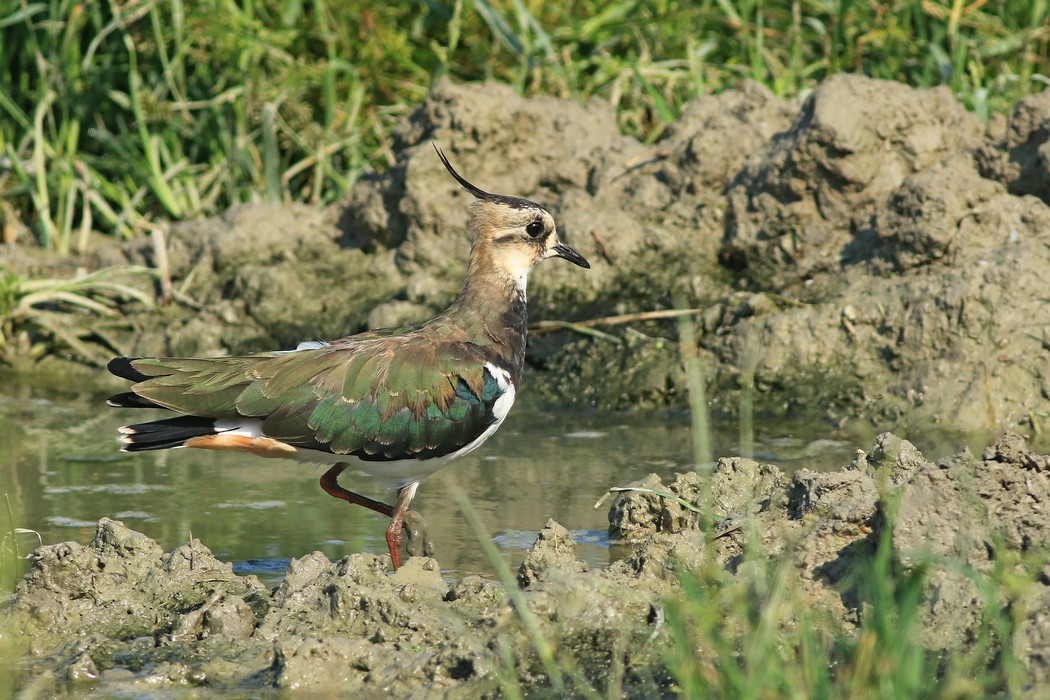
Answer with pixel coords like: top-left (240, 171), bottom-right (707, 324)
top-left (107, 356), bottom-right (235, 452)
top-left (114, 415), bottom-right (218, 452)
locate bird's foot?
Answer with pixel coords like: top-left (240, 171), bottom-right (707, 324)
top-left (384, 509), bottom-right (434, 571)
top-left (402, 510), bottom-right (434, 560)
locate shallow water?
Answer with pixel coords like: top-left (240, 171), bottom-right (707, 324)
top-left (1, 375), bottom-right (953, 584)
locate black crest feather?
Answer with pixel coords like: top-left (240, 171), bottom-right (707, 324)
top-left (432, 142), bottom-right (543, 211)
top-left (433, 142), bottom-right (496, 201)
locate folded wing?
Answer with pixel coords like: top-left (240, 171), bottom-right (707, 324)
top-left (110, 336), bottom-right (511, 462)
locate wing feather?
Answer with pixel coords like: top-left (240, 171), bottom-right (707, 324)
top-left (116, 333), bottom-right (513, 462)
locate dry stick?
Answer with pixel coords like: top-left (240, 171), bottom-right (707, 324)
top-left (591, 229), bottom-right (615, 265)
top-left (529, 308), bottom-right (703, 337)
top-left (150, 225), bottom-right (203, 310)
top-left (530, 322), bottom-right (621, 342)
top-left (151, 226), bottom-right (173, 307)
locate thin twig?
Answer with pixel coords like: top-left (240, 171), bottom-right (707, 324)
top-left (591, 229), bottom-right (615, 265)
top-left (528, 321), bottom-right (621, 341)
top-left (151, 225), bottom-right (204, 310)
top-left (151, 226), bottom-right (173, 306)
top-left (529, 308), bottom-right (702, 336)
top-left (594, 486), bottom-right (703, 513)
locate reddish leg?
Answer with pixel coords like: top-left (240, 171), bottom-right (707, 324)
top-left (384, 484), bottom-right (418, 571)
top-left (319, 463), bottom-right (417, 570)
top-left (319, 463), bottom-right (393, 516)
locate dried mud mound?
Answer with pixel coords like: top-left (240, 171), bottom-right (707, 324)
top-left (3, 433), bottom-right (1049, 696)
top-left (101, 74), bottom-right (1050, 432)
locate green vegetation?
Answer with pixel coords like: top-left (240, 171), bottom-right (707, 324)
top-left (1, 0), bottom-right (1047, 251)
top-left (0, 264), bottom-right (153, 365)
top-left (660, 530), bottom-right (1033, 698)
top-left (1, 494), bottom-right (37, 594)
top-left (644, 291), bottom-right (1034, 697)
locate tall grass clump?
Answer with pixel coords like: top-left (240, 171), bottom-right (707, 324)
top-left (2, 0), bottom-right (1047, 250)
top-left (462, 0), bottom-right (1049, 130)
top-left (0, 264), bottom-right (153, 365)
top-left (0, 0), bottom-right (429, 251)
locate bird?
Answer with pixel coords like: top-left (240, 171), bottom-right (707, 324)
top-left (105, 144), bottom-right (590, 570)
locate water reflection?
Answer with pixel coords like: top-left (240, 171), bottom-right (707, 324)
top-left (1, 376), bottom-right (936, 584)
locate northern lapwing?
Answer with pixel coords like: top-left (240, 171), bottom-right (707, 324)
top-left (106, 145), bottom-right (590, 569)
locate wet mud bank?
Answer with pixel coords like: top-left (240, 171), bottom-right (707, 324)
top-left (2, 432), bottom-right (1049, 695)
top-left (12, 73), bottom-right (1039, 434)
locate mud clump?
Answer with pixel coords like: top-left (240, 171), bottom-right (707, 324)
top-left (721, 74), bottom-right (984, 281)
top-left (4, 433), bottom-right (1049, 696)
top-left (978, 89), bottom-right (1050, 204)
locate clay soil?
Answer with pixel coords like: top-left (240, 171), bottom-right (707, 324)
top-left (3, 433), bottom-right (1049, 696)
top-left (3, 74), bottom-right (1050, 695)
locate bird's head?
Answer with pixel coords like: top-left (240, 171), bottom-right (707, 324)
top-left (434, 145), bottom-right (590, 284)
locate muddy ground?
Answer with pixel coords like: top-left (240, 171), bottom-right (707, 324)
top-left (4, 74), bottom-right (1050, 694)
top-left (2, 432), bottom-right (1049, 695)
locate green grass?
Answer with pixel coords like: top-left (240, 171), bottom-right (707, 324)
top-left (1, 0), bottom-right (1048, 251)
top-left (1, 493), bottom-right (32, 594)
top-left (660, 529), bottom-right (1034, 698)
top-left (635, 326), bottom-right (1034, 698)
top-left (656, 283), bottom-right (1036, 698)
top-left (0, 264), bottom-right (154, 365)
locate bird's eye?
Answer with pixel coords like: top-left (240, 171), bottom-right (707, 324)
top-left (525, 220), bottom-right (544, 238)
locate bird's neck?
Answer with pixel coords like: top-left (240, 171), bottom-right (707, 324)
top-left (442, 245), bottom-right (529, 376)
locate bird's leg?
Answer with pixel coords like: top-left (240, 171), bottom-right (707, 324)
top-left (385, 483), bottom-right (418, 571)
top-left (319, 463), bottom-right (393, 516)
top-left (320, 464), bottom-right (419, 570)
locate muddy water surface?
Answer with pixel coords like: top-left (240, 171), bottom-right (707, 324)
top-left (2, 376), bottom-right (872, 583)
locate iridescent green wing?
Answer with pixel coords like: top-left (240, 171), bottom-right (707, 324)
top-left (121, 336), bottom-right (510, 460)
top-left (238, 338), bottom-right (509, 460)
top-left (120, 333), bottom-right (392, 419)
